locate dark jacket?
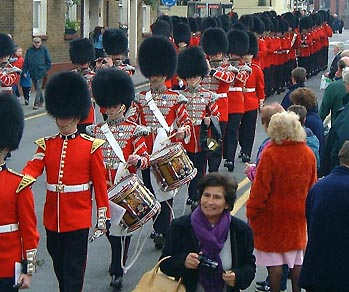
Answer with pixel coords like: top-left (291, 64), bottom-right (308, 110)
top-left (159, 215), bottom-right (256, 292)
top-left (23, 46), bottom-right (51, 80)
top-left (305, 108), bottom-right (325, 157)
top-left (281, 83), bottom-right (305, 110)
top-left (299, 166), bottom-right (349, 291)
top-left (328, 52), bottom-right (342, 80)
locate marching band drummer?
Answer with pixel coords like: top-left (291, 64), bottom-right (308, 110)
top-left (69, 38), bottom-right (96, 134)
top-left (22, 72), bottom-right (110, 292)
top-left (88, 68), bottom-right (150, 292)
top-left (0, 93), bottom-right (39, 292)
top-left (0, 33), bottom-right (21, 93)
top-left (176, 46), bottom-right (220, 205)
top-left (128, 36), bottom-right (191, 250)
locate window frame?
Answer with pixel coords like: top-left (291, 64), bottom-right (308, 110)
top-left (33, 0), bottom-right (48, 36)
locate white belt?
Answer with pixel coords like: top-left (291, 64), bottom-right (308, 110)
top-left (216, 93), bottom-right (227, 98)
top-left (243, 88), bottom-right (256, 93)
top-left (0, 223), bottom-right (19, 233)
top-left (0, 87), bottom-right (12, 92)
top-left (229, 87), bottom-right (243, 92)
top-left (47, 183), bottom-right (90, 193)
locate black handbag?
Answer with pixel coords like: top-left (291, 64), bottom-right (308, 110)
top-left (199, 116), bottom-right (222, 153)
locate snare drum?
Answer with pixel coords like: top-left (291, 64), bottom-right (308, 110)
top-left (108, 175), bottom-right (160, 233)
top-left (150, 142), bottom-right (197, 191)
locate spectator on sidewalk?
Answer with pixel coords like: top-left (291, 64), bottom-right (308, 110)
top-left (326, 42), bottom-right (344, 80)
top-left (11, 47), bottom-right (24, 100)
top-left (281, 67), bottom-right (306, 110)
top-left (91, 26), bottom-right (105, 59)
top-left (23, 37), bottom-right (51, 110)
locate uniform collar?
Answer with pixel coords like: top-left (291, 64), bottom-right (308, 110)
top-left (150, 84), bottom-right (167, 94)
top-left (107, 117), bottom-right (125, 126)
top-left (0, 162), bottom-right (7, 172)
top-left (59, 130), bottom-right (79, 140)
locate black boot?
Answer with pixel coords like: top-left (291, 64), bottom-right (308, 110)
top-left (110, 275), bottom-right (123, 291)
top-left (224, 160), bottom-right (234, 172)
top-left (153, 233), bottom-right (165, 250)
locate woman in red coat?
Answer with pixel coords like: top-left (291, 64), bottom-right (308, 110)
top-left (246, 111), bottom-right (317, 292)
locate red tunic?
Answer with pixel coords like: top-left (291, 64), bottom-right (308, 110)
top-left (300, 32), bottom-right (312, 57)
top-left (0, 64), bottom-right (20, 91)
top-left (243, 63), bottom-right (265, 112)
top-left (129, 85), bottom-right (191, 152)
top-left (91, 118), bottom-right (149, 187)
top-left (201, 61), bottom-right (235, 122)
top-left (23, 133), bottom-right (110, 233)
top-left (0, 166), bottom-right (39, 278)
top-left (256, 38), bottom-right (266, 69)
top-left (181, 86), bottom-right (219, 153)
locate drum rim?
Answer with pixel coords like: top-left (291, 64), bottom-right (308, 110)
top-left (150, 142), bottom-right (183, 162)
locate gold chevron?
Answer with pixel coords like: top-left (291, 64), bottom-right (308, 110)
top-left (91, 139), bottom-right (105, 154)
top-left (16, 175), bottom-right (36, 193)
top-left (34, 138), bottom-right (46, 151)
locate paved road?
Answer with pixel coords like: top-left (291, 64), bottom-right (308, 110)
top-left (10, 29), bottom-right (347, 292)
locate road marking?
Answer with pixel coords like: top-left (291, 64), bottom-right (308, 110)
top-left (231, 187), bottom-right (251, 216)
top-left (25, 112), bottom-right (47, 121)
top-left (237, 177), bottom-right (249, 191)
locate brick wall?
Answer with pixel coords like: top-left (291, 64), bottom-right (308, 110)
top-left (0, 0), bottom-right (14, 34)
top-left (13, 0), bottom-right (33, 53)
top-left (105, 0), bottom-right (120, 29)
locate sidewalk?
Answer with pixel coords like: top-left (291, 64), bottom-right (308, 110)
top-left (23, 68), bottom-right (148, 119)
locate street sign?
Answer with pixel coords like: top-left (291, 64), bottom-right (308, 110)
top-left (162, 0), bottom-right (176, 7)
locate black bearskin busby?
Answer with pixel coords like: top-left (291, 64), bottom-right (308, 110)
top-left (239, 15), bottom-right (254, 31)
top-left (219, 14), bottom-right (231, 32)
top-left (247, 31), bottom-right (258, 57)
top-left (102, 29), bottom-right (128, 56)
top-left (69, 38), bottom-right (95, 65)
top-left (188, 17), bottom-right (199, 33)
top-left (151, 20), bottom-right (171, 39)
top-left (138, 36), bottom-right (177, 79)
top-left (201, 17), bottom-right (217, 33)
top-left (252, 16), bottom-right (265, 35)
top-left (0, 33), bottom-right (15, 58)
top-left (232, 22), bottom-right (247, 31)
top-left (177, 47), bottom-right (208, 79)
top-left (200, 27), bottom-right (228, 56)
top-left (227, 29), bottom-right (249, 56)
top-left (45, 71), bottom-right (91, 120)
top-left (92, 68), bottom-right (134, 110)
top-left (0, 93), bottom-right (24, 151)
top-left (173, 23), bottom-right (191, 46)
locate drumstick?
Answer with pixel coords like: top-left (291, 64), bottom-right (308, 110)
top-left (158, 125), bottom-right (191, 145)
top-left (121, 143), bottom-right (145, 171)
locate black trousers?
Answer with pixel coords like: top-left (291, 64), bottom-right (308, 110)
top-left (224, 113), bottom-right (243, 163)
top-left (306, 288), bottom-right (332, 292)
top-left (141, 168), bottom-right (173, 236)
top-left (239, 109), bottom-right (258, 157)
top-left (207, 121), bottom-right (226, 171)
top-left (46, 228), bottom-right (89, 292)
top-left (187, 151), bottom-right (206, 201)
top-left (106, 234), bottom-right (131, 277)
top-left (0, 278), bottom-right (17, 292)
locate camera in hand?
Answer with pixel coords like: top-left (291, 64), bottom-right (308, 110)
top-left (198, 254), bottom-right (218, 270)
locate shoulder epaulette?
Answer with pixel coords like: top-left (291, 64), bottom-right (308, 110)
top-left (34, 137), bottom-right (46, 151)
top-left (80, 133), bottom-right (105, 153)
top-left (133, 125), bottom-right (151, 137)
top-left (7, 169), bottom-right (36, 193)
top-left (178, 93), bottom-right (188, 104)
top-left (80, 133), bottom-right (95, 142)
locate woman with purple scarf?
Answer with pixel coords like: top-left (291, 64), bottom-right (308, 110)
top-left (159, 173), bottom-right (256, 292)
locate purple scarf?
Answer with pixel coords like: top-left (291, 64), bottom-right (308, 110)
top-left (191, 206), bottom-right (231, 292)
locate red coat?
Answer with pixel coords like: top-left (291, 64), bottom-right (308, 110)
top-left (243, 63), bottom-right (265, 112)
top-left (201, 62), bottom-right (235, 122)
top-left (23, 133), bottom-right (110, 233)
top-left (246, 141), bottom-right (317, 252)
top-left (0, 166), bottom-right (39, 278)
top-left (228, 67), bottom-right (250, 114)
top-left (129, 86), bottom-right (191, 153)
top-left (0, 64), bottom-right (20, 89)
top-left (256, 38), bottom-right (266, 69)
top-left (300, 32), bottom-right (312, 57)
top-left (181, 86), bottom-right (219, 153)
top-left (92, 118), bottom-right (149, 187)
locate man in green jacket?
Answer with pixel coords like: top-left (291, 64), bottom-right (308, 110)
top-left (319, 57), bottom-right (349, 124)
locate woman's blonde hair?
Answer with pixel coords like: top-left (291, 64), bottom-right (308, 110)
top-left (267, 111), bottom-right (306, 144)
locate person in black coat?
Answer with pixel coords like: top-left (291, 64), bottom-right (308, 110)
top-left (281, 67), bottom-right (306, 110)
top-left (159, 173), bottom-right (256, 292)
top-left (299, 141), bottom-right (349, 292)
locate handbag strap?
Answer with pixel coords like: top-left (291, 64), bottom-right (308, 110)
top-left (151, 256), bottom-right (183, 287)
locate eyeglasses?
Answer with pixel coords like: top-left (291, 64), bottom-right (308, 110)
top-left (33, 41), bottom-right (41, 44)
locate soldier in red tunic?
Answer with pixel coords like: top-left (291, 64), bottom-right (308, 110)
top-left (177, 46), bottom-right (219, 204)
top-left (129, 36), bottom-right (191, 249)
top-left (200, 27), bottom-right (235, 172)
top-left (69, 38), bottom-right (96, 133)
top-left (88, 68), bottom-right (150, 291)
top-left (0, 93), bottom-right (39, 292)
top-left (23, 72), bottom-right (110, 292)
top-left (0, 34), bottom-right (21, 94)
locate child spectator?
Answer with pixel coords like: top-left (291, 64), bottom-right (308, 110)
top-left (281, 67), bottom-right (306, 110)
top-left (11, 47), bottom-right (24, 99)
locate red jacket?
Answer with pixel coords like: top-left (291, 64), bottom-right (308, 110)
top-left (299, 32), bottom-right (312, 57)
top-left (23, 133), bottom-right (110, 233)
top-left (227, 66), bottom-right (250, 114)
top-left (0, 63), bottom-right (20, 89)
top-left (0, 166), bottom-right (39, 278)
top-left (256, 38), bottom-right (266, 69)
top-left (130, 86), bottom-right (192, 153)
top-left (182, 86), bottom-right (219, 153)
top-left (247, 141), bottom-right (317, 252)
top-left (243, 63), bottom-right (265, 112)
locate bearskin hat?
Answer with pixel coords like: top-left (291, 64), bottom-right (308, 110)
top-left (69, 38), bottom-right (95, 65)
top-left (173, 23), bottom-right (191, 46)
top-left (157, 15), bottom-right (173, 33)
top-left (232, 22), bottom-right (247, 31)
top-left (239, 15), bottom-right (254, 31)
top-left (279, 19), bottom-right (289, 33)
top-left (151, 20), bottom-right (171, 39)
top-left (177, 47), bottom-right (208, 79)
top-left (271, 17), bottom-right (279, 33)
top-left (201, 17), bottom-right (217, 33)
top-left (45, 71), bottom-right (91, 120)
top-left (252, 16), bottom-right (265, 35)
top-left (92, 68), bottom-right (134, 110)
top-left (188, 17), bottom-right (199, 33)
top-left (138, 36), bottom-right (177, 79)
top-left (200, 27), bottom-right (228, 56)
top-left (261, 16), bottom-right (273, 32)
top-left (219, 14), bottom-right (231, 32)
top-left (283, 12), bottom-right (297, 30)
top-left (227, 29), bottom-right (249, 56)
top-left (0, 33), bottom-right (15, 58)
top-left (103, 29), bottom-right (128, 56)
top-left (0, 93), bottom-right (24, 151)
top-left (247, 31), bottom-right (258, 57)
